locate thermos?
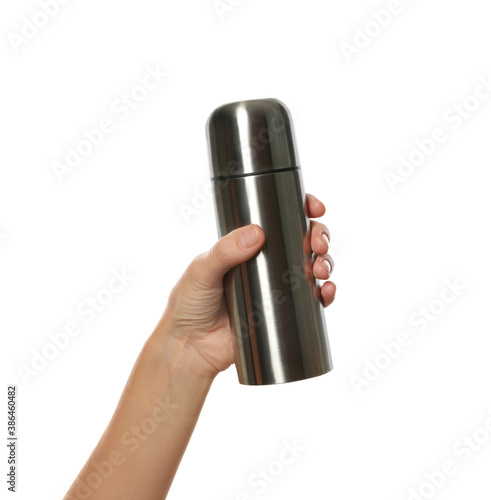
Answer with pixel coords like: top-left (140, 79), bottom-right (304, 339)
top-left (206, 98), bottom-right (333, 385)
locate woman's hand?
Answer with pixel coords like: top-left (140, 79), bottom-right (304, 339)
top-left (155, 193), bottom-right (336, 380)
top-left (65, 193), bottom-right (336, 500)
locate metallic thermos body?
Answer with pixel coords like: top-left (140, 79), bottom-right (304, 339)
top-left (206, 98), bottom-right (333, 385)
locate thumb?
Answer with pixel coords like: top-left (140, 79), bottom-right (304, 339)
top-left (189, 224), bottom-right (265, 287)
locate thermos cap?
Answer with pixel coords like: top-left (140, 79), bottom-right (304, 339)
top-left (206, 98), bottom-right (299, 179)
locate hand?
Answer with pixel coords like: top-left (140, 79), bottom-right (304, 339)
top-left (156, 194), bottom-right (336, 379)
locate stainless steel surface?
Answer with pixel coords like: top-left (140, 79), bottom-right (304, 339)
top-left (207, 98), bottom-right (299, 178)
top-left (207, 98), bottom-right (333, 385)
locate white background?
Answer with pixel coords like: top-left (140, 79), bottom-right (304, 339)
top-left (1, 0), bottom-right (491, 499)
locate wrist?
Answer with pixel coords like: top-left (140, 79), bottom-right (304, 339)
top-left (148, 316), bottom-right (218, 387)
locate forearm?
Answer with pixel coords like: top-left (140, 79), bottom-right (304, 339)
top-left (64, 319), bottom-right (215, 500)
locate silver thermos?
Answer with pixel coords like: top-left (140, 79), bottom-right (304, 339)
top-left (206, 98), bottom-right (333, 385)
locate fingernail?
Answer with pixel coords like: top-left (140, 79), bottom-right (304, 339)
top-left (322, 229), bottom-right (331, 243)
top-left (239, 226), bottom-right (259, 249)
top-left (321, 232), bottom-right (330, 248)
top-left (321, 255), bottom-right (334, 276)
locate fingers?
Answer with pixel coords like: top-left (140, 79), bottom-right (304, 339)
top-left (310, 220), bottom-right (331, 255)
top-left (186, 193), bottom-right (335, 311)
top-left (313, 254), bottom-right (334, 280)
top-left (306, 193), bottom-right (326, 219)
top-left (320, 281), bottom-right (336, 308)
top-left (306, 196), bottom-right (335, 308)
top-left (188, 224), bottom-right (265, 287)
